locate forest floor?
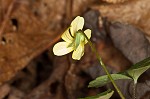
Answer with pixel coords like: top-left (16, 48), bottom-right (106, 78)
top-left (0, 0), bottom-right (150, 99)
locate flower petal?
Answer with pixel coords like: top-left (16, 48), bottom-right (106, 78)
top-left (61, 27), bottom-right (73, 43)
top-left (53, 42), bottom-right (73, 56)
top-left (72, 42), bottom-right (84, 60)
top-left (70, 16), bottom-right (84, 36)
top-left (84, 29), bottom-right (91, 44)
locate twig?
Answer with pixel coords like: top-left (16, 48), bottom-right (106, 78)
top-left (66, 0), bottom-right (73, 21)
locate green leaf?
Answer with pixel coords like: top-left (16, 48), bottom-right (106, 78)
top-left (127, 57), bottom-right (150, 84)
top-left (88, 57), bottom-right (150, 88)
top-left (88, 74), bottom-right (131, 88)
top-left (79, 89), bottom-right (114, 99)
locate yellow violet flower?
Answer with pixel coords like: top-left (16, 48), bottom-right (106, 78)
top-left (53, 16), bottom-right (91, 60)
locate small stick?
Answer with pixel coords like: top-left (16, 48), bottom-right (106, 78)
top-left (66, 0), bottom-right (73, 21)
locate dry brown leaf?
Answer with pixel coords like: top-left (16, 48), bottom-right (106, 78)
top-left (102, 0), bottom-right (128, 3)
top-left (0, 32), bottom-right (58, 85)
top-left (92, 0), bottom-right (150, 41)
top-left (72, 0), bottom-right (95, 17)
top-left (8, 87), bottom-right (25, 99)
top-left (0, 0), bottom-right (63, 85)
top-left (109, 22), bottom-right (150, 63)
top-left (24, 56), bottom-right (69, 99)
top-left (0, 84), bottom-right (10, 99)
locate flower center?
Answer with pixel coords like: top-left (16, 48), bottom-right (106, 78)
top-left (74, 30), bottom-right (85, 50)
top-left (67, 29), bottom-right (85, 51)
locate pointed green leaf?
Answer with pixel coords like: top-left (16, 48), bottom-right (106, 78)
top-left (88, 74), bottom-right (131, 88)
top-left (127, 57), bottom-right (150, 84)
top-left (79, 89), bottom-right (114, 99)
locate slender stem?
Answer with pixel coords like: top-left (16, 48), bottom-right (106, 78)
top-left (82, 32), bottom-right (125, 99)
top-left (133, 82), bottom-right (136, 99)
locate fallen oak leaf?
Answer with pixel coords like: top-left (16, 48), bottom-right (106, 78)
top-left (0, 32), bottom-right (60, 85)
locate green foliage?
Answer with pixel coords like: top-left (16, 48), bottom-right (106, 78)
top-left (89, 57), bottom-right (150, 88)
top-left (88, 74), bottom-right (131, 88)
top-left (79, 89), bottom-right (114, 99)
top-left (126, 57), bottom-right (150, 84)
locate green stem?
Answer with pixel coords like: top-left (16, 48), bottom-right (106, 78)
top-left (82, 32), bottom-right (125, 99)
top-left (133, 82), bottom-right (136, 99)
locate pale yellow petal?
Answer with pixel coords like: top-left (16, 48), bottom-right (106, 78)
top-left (61, 27), bottom-right (73, 43)
top-left (53, 42), bottom-right (73, 56)
top-left (72, 42), bottom-right (84, 60)
top-left (70, 16), bottom-right (84, 36)
top-left (84, 29), bottom-right (91, 44)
